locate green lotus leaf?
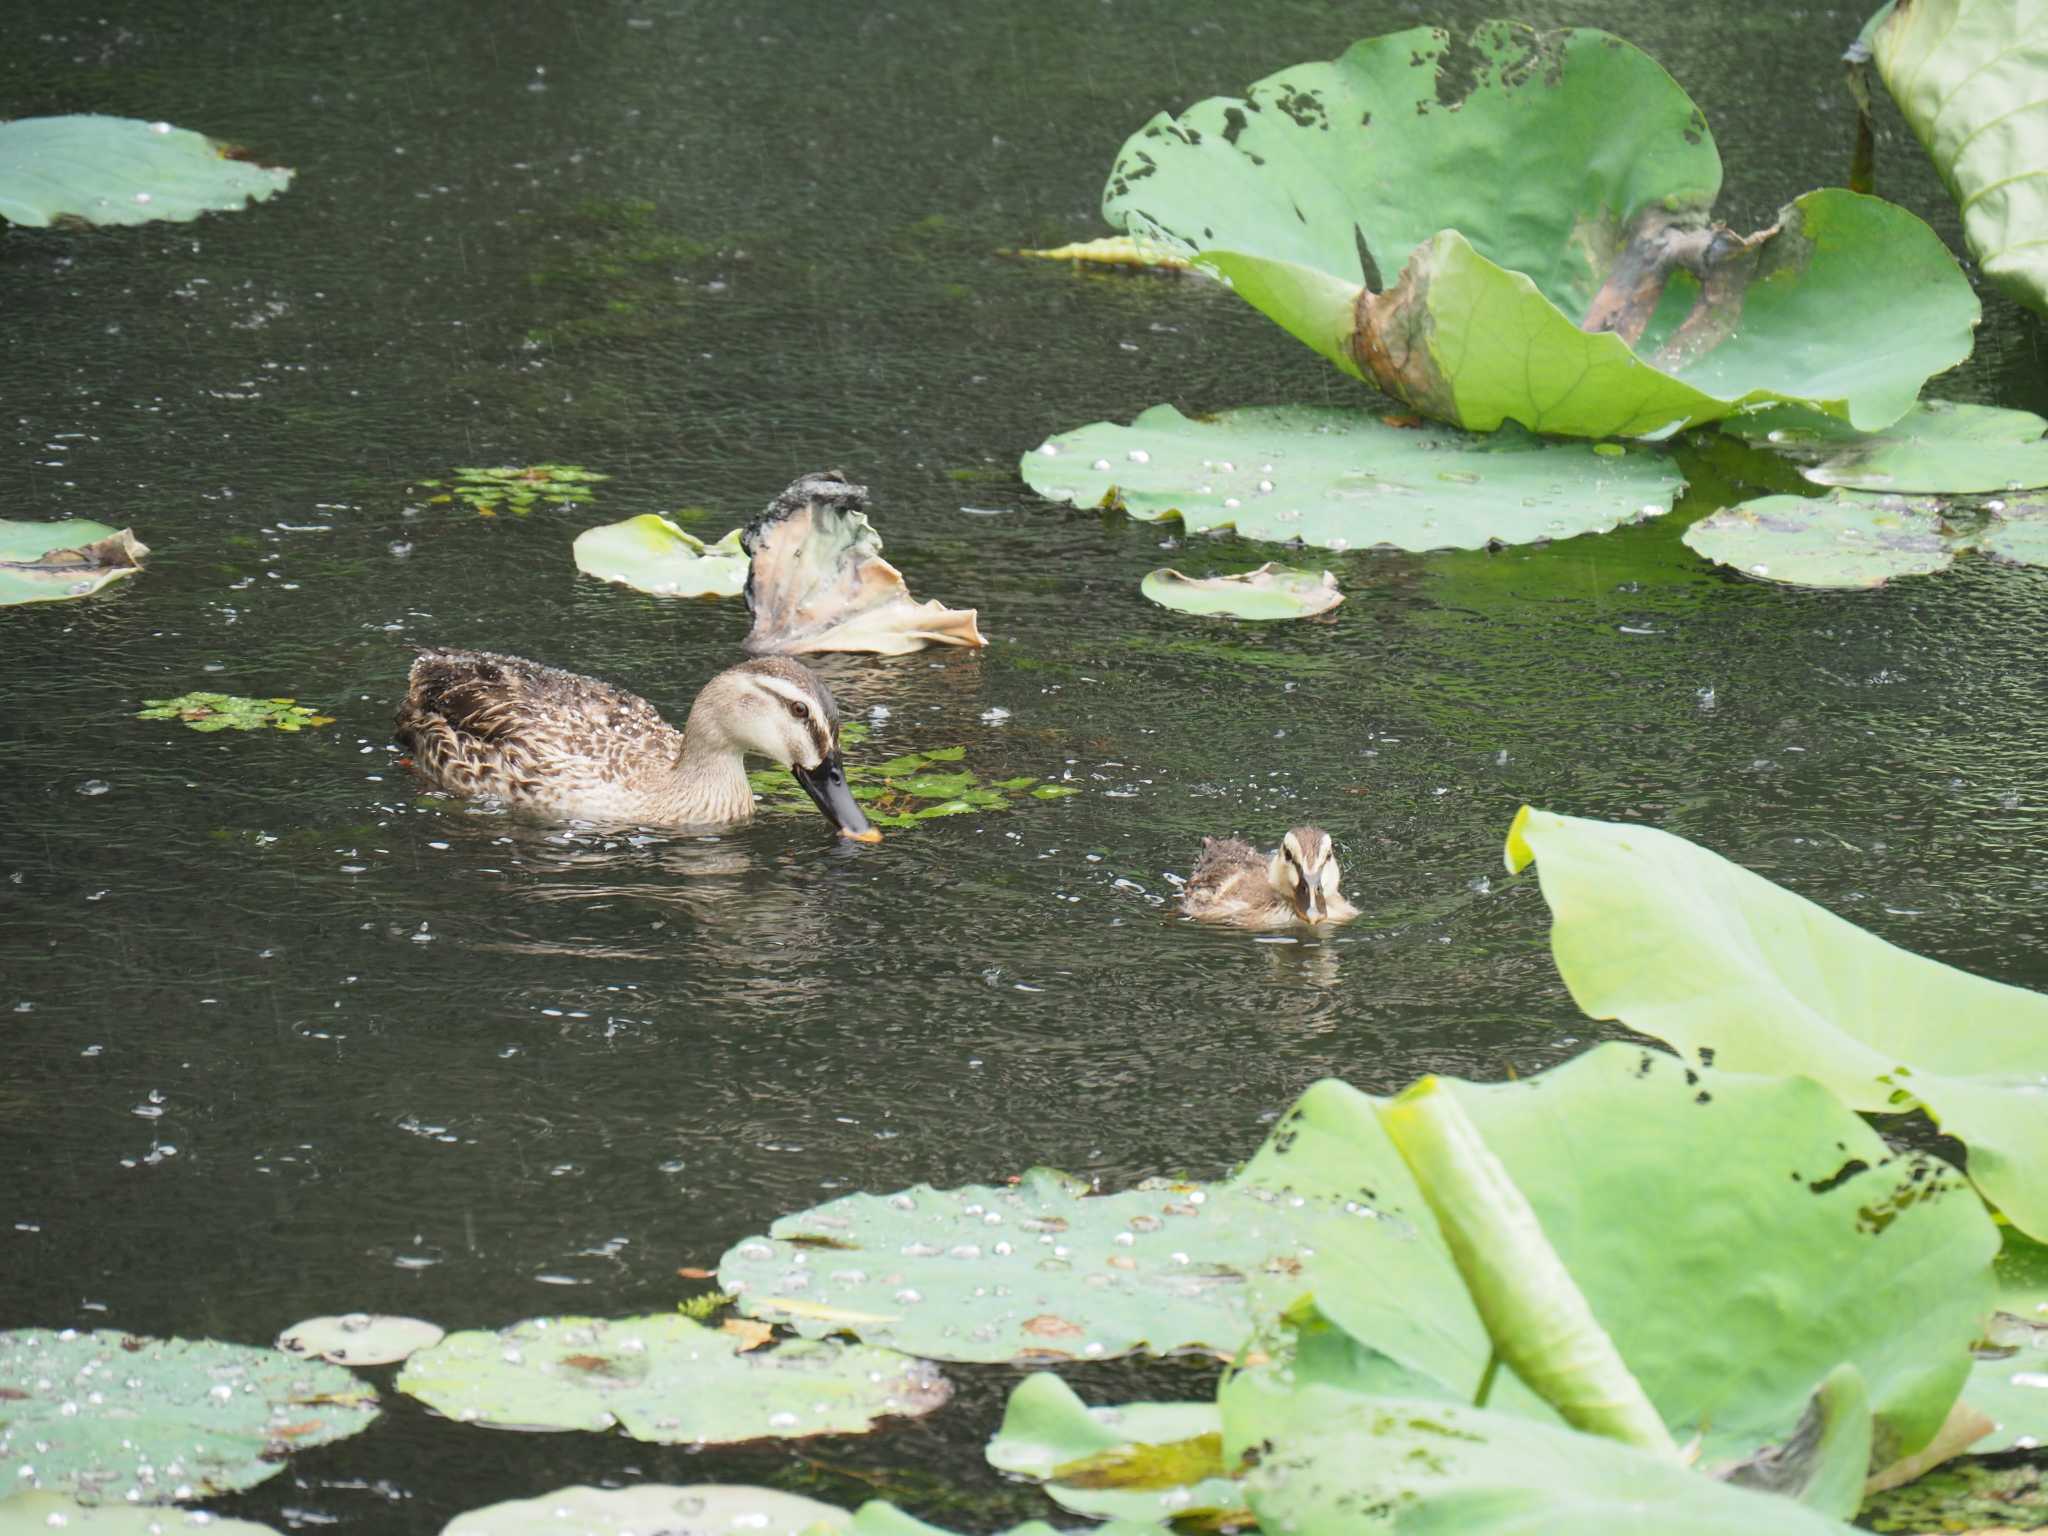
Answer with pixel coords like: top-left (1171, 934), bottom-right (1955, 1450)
top-left (1865, 0), bottom-right (2048, 316)
top-left (1505, 805), bottom-right (2048, 1243)
top-left (1977, 495), bottom-right (2048, 568)
top-left (1101, 24), bottom-right (1976, 436)
top-left (719, 1168), bottom-right (1324, 1364)
top-left (573, 515), bottom-right (749, 597)
top-left (0, 115), bottom-right (290, 227)
top-left (986, 1373), bottom-right (1243, 1525)
top-left (0, 1494), bottom-right (282, 1533)
top-left (1221, 1383), bottom-right (1861, 1536)
top-left (1022, 407), bottom-right (1683, 552)
top-left (1682, 491), bottom-right (1955, 588)
top-left (0, 1329), bottom-right (378, 1504)
top-left (1966, 1227), bottom-right (2048, 1453)
top-left (0, 520), bottom-right (147, 606)
top-left (845, 1505), bottom-right (1167, 1536)
top-left (274, 1313), bottom-right (443, 1367)
top-left (393, 1313), bottom-right (948, 1443)
top-left (1141, 562), bottom-right (1343, 620)
top-left (439, 1483), bottom-right (853, 1536)
top-left (1725, 400), bottom-right (2048, 493)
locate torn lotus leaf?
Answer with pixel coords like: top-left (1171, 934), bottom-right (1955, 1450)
top-left (0, 520), bottom-right (148, 606)
top-left (741, 472), bottom-right (986, 655)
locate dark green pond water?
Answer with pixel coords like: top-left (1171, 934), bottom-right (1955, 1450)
top-left (4, 1), bottom-right (2046, 1529)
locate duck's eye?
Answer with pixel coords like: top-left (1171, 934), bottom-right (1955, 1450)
top-left (787, 699), bottom-right (811, 723)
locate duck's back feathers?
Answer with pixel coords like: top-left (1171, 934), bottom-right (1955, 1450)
top-left (1181, 836), bottom-right (1278, 924)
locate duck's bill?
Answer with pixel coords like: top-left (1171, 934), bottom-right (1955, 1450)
top-left (1295, 888), bottom-right (1327, 924)
top-left (795, 753), bottom-right (881, 843)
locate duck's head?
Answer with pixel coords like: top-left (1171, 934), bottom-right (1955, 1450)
top-left (697, 658), bottom-right (880, 842)
top-left (1268, 825), bottom-right (1344, 923)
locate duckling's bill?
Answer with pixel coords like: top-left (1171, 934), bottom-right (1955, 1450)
top-left (794, 752), bottom-right (882, 842)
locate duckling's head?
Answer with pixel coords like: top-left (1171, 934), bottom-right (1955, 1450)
top-left (697, 658), bottom-right (880, 842)
top-left (1268, 825), bottom-right (1344, 924)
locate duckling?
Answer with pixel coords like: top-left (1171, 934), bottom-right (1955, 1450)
top-left (394, 649), bottom-right (879, 841)
top-left (1180, 825), bottom-right (1359, 929)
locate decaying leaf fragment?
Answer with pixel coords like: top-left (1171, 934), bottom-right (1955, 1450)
top-left (0, 520), bottom-right (148, 606)
top-left (741, 472), bottom-right (986, 656)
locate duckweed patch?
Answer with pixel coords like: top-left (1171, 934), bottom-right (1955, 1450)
top-left (750, 744), bottom-right (1072, 829)
top-left (415, 464), bottom-right (610, 517)
top-left (136, 693), bottom-right (335, 732)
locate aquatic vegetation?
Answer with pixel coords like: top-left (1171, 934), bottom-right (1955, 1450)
top-left (1023, 407), bottom-right (1683, 552)
top-left (274, 1312), bottom-right (443, 1367)
top-left (1863, 1458), bottom-right (2048, 1533)
top-left (0, 1495), bottom-right (283, 1533)
top-left (1855, 0), bottom-right (2048, 317)
top-left (742, 473), bottom-right (986, 655)
top-left (442, 1484), bottom-right (854, 1536)
top-left (1097, 23), bottom-right (1975, 437)
top-left (0, 115), bottom-right (291, 227)
top-left (0, 1329), bottom-right (378, 1503)
top-left (0, 519), bottom-right (147, 606)
top-left (394, 1313), bottom-right (949, 1443)
top-left (136, 693), bottom-right (335, 732)
top-left (1506, 805), bottom-right (2048, 1243)
top-left (749, 743), bottom-right (1073, 830)
top-left (1142, 561), bottom-right (1343, 620)
top-left (518, 198), bottom-right (717, 350)
top-left (1007, 234), bottom-right (1194, 271)
top-left (1725, 399), bottom-right (2048, 494)
top-left (1683, 492), bottom-right (1956, 589)
top-left (573, 514), bottom-right (749, 597)
top-left (1967, 1226), bottom-right (2048, 1453)
top-left (415, 464), bottom-right (609, 517)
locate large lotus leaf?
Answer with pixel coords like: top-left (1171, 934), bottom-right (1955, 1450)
top-left (1683, 491), bottom-right (1955, 588)
top-left (439, 1484), bottom-right (852, 1536)
top-left (1968, 1227), bottom-right (2048, 1452)
top-left (1021, 407), bottom-right (1683, 552)
top-left (1141, 562), bottom-right (1343, 620)
top-left (0, 520), bottom-right (147, 606)
top-left (0, 1329), bottom-right (378, 1503)
top-left (1867, 0), bottom-right (2048, 316)
top-left (1505, 805), bottom-right (2048, 1243)
top-left (394, 1313), bottom-right (948, 1443)
top-left (1725, 400), bottom-right (2048, 493)
top-left (986, 1372), bottom-right (1243, 1525)
top-left (0, 1495), bottom-right (282, 1533)
top-left (719, 1168), bottom-right (1323, 1363)
top-left (573, 515), bottom-right (748, 598)
top-left (1221, 1382), bottom-right (1860, 1536)
top-left (1102, 24), bottom-right (1977, 435)
top-left (0, 115), bottom-right (291, 227)
top-left (742, 472), bottom-right (984, 655)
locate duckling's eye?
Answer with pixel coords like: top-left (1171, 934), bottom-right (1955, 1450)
top-left (786, 699), bottom-right (811, 723)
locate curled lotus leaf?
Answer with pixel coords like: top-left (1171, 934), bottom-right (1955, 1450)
top-left (393, 1313), bottom-right (948, 1443)
top-left (1864, 0), bottom-right (2048, 317)
top-left (1682, 491), bottom-right (1954, 588)
top-left (574, 514), bottom-right (749, 597)
top-left (440, 1483), bottom-right (853, 1536)
top-left (0, 115), bottom-right (291, 227)
top-left (742, 472), bottom-right (985, 655)
top-left (1725, 400), bottom-right (2048, 494)
top-left (0, 1328), bottom-right (378, 1504)
top-left (1102, 23), bottom-right (1977, 436)
top-left (275, 1313), bottom-right (443, 1367)
top-left (1141, 562), bottom-right (1343, 620)
top-left (1023, 406), bottom-right (1683, 552)
top-left (0, 520), bottom-right (147, 606)
top-left (1010, 234), bottom-right (1194, 270)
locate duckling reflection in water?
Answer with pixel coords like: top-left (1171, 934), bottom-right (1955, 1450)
top-left (394, 649), bottom-right (880, 841)
top-left (1180, 826), bottom-right (1360, 929)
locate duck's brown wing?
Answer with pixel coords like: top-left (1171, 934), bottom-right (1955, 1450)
top-left (1187, 836), bottom-right (1258, 888)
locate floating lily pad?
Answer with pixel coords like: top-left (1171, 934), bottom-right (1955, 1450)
top-left (1863, 0), bottom-right (2048, 316)
top-left (1682, 491), bottom-right (1954, 589)
top-left (1022, 407), bottom-right (1683, 551)
top-left (440, 1484), bottom-right (853, 1536)
top-left (573, 515), bottom-right (749, 597)
top-left (1010, 234), bottom-right (1194, 271)
top-left (987, 1373), bottom-right (1244, 1525)
top-left (0, 520), bottom-right (147, 606)
top-left (415, 465), bottom-right (609, 517)
top-left (1101, 24), bottom-right (1976, 436)
top-left (1505, 805), bottom-right (2048, 1244)
top-left (845, 1507), bottom-right (1167, 1536)
top-left (751, 742), bottom-right (1052, 830)
top-left (1142, 562), bottom-right (1343, 620)
top-left (0, 1329), bottom-right (378, 1504)
top-left (719, 1168), bottom-right (1321, 1364)
top-left (0, 115), bottom-right (291, 228)
top-left (0, 1494), bottom-right (283, 1532)
top-left (275, 1313), bottom-right (443, 1367)
top-left (136, 693), bottom-right (335, 732)
top-left (1967, 1228), bottom-right (2048, 1453)
top-left (1725, 400), bottom-right (2048, 493)
top-left (1978, 496), bottom-right (2048, 569)
top-left (393, 1313), bottom-right (948, 1443)
top-left (743, 473), bottom-right (985, 655)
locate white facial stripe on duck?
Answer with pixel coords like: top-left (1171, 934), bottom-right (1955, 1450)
top-left (748, 670), bottom-right (838, 766)
top-left (1279, 827), bottom-right (1340, 922)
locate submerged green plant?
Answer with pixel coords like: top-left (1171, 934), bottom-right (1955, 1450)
top-left (137, 693), bottom-right (335, 732)
top-left (750, 744), bottom-right (1075, 829)
top-left (415, 464), bottom-right (610, 517)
